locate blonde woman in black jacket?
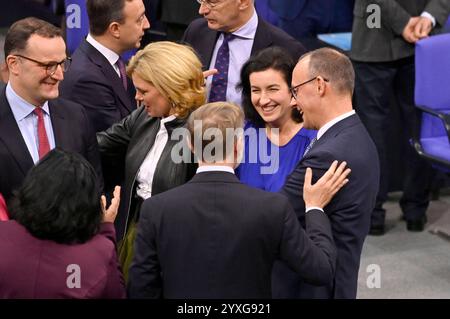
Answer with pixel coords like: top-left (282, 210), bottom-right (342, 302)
top-left (97, 42), bottom-right (205, 279)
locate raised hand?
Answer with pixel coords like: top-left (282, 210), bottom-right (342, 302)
top-left (101, 186), bottom-right (121, 223)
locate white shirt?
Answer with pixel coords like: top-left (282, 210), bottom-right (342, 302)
top-left (86, 34), bottom-right (121, 77)
top-left (206, 10), bottom-right (258, 107)
top-left (317, 110), bottom-right (356, 140)
top-left (196, 165), bottom-right (235, 174)
top-left (136, 115), bottom-right (177, 199)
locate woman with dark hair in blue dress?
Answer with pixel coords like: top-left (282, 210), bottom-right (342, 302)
top-left (237, 46), bottom-right (316, 193)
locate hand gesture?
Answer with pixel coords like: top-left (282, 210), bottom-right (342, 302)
top-left (303, 161), bottom-right (351, 209)
top-left (402, 17), bottom-right (421, 43)
top-left (414, 16), bottom-right (433, 39)
top-left (101, 186), bottom-right (121, 223)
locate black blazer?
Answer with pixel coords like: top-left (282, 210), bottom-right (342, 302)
top-left (182, 16), bottom-right (306, 69)
top-left (60, 40), bottom-right (136, 132)
top-left (0, 87), bottom-right (103, 202)
top-left (128, 171), bottom-right (336, 299)
top-left (281, 114), bottom-right (379, 299)
top-left (97, 107), bottom-right (197, 241)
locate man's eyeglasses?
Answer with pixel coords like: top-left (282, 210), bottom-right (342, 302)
top-left (14, 54), bottom-right (72, 76)
top-left (196, 0), bottom-right (224, 9)
top-left (290, 76), bottom-right (329, 100)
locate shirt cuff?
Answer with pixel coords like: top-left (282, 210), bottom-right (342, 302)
top-left (421, 12), bottom-right (436, 28)
top-left (305, 206), bottom-right (325, 214)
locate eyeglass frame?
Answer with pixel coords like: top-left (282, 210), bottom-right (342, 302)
top-left (14, 54), bottom-right (72, 76)
top-left (290, 76), bottom-right (329, 100)
top-left (196, 0), bottom-right (226, 9)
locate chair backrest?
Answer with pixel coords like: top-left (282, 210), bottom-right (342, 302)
top-left (415, 33), bottom-right (450, 139)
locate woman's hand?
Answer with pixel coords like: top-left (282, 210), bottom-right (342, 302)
top-left (101, 186), bottom-right (121, 223)
top-left (303, 161), bottom-right (351, 209)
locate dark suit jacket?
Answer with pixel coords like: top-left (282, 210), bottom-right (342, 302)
top-left (281, 114), bottom-right (379, 299)
top-left (60, 40), bottom-right (136, 133)
top-left (0, 221), bottom-right (125, 298)
top-left (0, 87), bottom-right (103, 202)
top-left (182, 16), bottom-right (306, 70)
top-left (128, 171), bottom-right (336, 299)
top-left (351, 0), bottom-right (450, 62)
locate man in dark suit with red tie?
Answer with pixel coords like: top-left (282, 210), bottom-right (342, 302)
top-left (183, 0), bottom-right (305, 107)
top-left (60, 0), bottom-right (150, 132)
top-left (0, 17), bottom-right (102, 203)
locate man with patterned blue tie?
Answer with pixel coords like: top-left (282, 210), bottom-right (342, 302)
top-left (0, 18), bottom-right (102, 205)
top-left (183, 0), bottom-right (305, 106)
top-left (281, 48), bottom-right (379, 299)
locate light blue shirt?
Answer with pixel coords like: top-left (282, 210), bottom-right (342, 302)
top-left (206, 10), bottom-right (258, 108)
top-left (6, 83), bottom-right (56, 164)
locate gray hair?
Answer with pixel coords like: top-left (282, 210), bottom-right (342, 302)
top-left (299, 47), bottom-right (355, 96)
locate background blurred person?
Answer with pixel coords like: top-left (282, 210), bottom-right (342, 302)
top-left (183, 0), bottom-right (305, 106)
top-left (0, 148), bottom-right (124, 299)
top-left (236, 46), bottom-right (316, 192)
top-left (97, 41), bottom-right (205, 279)
top-left (60, 0), bottom-right (150, 133)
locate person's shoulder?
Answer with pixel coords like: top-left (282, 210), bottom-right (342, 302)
top-left (185, 17), bottom-right (208, 36)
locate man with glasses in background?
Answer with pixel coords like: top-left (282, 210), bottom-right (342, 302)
top-left (0, 17), bottom-right (102, 204)
top-left (280, 48), bottom-right (379, 299)
top-left (183, 0), bottom-right (305, 107)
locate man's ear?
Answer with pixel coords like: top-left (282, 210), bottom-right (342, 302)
top-left (6, 55), bottom-right (19, 76)
top-left (239, 0), bottom-right (252, 10)
top-left (317, 76), bottom-right (327, 97)
top-left (109, 22), bottom-right (121, 39)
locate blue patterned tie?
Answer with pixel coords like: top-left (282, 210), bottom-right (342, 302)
top-left (303, 137), bottom-right (317, 157)
top-left (209, 33), bottom-right (234, 102)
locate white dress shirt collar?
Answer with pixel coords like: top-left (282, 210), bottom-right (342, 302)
top-left (6, 82), bottom-right (50, 119)
top-left (232, 9), bottom-right (258, 40)
top-left (317, 110), bottom-right (355, 140)
top-left (86, 34), bottom-right (120, 66)
top-left (196, 166), bottom-right (235, 174)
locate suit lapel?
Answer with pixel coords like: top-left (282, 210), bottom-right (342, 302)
top-left (199, 27), bottom-right (220, 68)
top-left (48, 100), bottom-right (68, 148)
top-left (80, 41), bottom-right (134, 113)
top-left (251, 18), bottom-right (273, 55)
top-left (0, 88), bottom-right (34, 175)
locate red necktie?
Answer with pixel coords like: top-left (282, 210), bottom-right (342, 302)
top-left (34, 107), bottom-right (51, 159)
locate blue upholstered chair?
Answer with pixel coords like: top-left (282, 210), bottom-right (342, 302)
top-left (413, 33), bottom-right (450, 172)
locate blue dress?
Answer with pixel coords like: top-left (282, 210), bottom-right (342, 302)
top-left (236, 122), bottom-right (317, 192)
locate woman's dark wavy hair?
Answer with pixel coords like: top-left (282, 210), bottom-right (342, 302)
top-left (238, 46), bottom-right (302, 127)
top-left (8, 148), bottom-right (102, 244)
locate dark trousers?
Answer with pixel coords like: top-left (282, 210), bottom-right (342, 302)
top-left (353, 57), bottom-right (434, 226)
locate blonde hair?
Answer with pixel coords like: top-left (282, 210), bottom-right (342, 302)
top-left (187, 102), bottom-right (244, 162)
top-left (127, 41), bottom-right (206, 118)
